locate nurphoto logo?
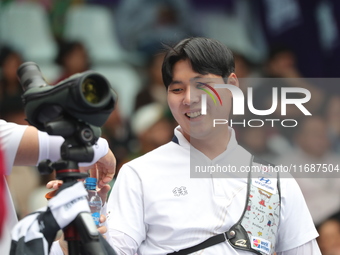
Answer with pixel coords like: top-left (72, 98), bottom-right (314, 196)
top-left (200, 83), bottom-right (311, 128)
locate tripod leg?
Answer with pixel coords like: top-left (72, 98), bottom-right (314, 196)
top-left (64, 224), bottom-right (81, 255)
top-left (73, 212), bottom-right (117, 255)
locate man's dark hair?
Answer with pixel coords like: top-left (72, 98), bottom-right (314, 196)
top-left (161, 37), bottom-right (235, 88)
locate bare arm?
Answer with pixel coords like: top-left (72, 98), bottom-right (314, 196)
top-left (13, 125), bottom-right (39, 166)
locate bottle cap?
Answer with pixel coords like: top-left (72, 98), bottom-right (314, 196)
top-left (85, 177), bottom-right (97, 185)
top-left (85, 177), bottom-right (97, 189)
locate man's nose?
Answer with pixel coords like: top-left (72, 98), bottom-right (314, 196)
top-left (183, 87), bottom-right (200, 105)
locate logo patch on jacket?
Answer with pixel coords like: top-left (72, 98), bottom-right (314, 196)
top-left (173, 186), bottom-right (188, 196)
top-left (251, 236), bottom-right (271, 255)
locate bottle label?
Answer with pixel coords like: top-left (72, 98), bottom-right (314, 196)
top-left (92, 212), bottom-right (100, 226)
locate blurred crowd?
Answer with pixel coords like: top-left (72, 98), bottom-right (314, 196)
top-left (1, 0), bottom-right (340, 254)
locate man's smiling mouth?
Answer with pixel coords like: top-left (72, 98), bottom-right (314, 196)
top-left (185, 111), bottom-right (202, 118)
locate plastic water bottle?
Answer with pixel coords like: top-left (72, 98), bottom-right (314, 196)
top-left (85, 177), bottom-right (102, 226)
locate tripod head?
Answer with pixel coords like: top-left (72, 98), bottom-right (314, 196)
top-left (38, 117), bottom-right (101, 181)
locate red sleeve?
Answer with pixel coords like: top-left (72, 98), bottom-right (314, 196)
top-left (0, 142), bottom-right (6, 238)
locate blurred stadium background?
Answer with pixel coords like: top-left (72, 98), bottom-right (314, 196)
top-left (1, 2), bottom-right (340, 253)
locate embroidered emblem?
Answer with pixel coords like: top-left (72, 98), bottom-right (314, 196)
top-left (173, 186), bottom-right (188, 196)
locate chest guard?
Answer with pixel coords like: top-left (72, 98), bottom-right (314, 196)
top-left (168, 156), bottom-right (281, 255)
top-left (227, 157), bottom-right (281, 255)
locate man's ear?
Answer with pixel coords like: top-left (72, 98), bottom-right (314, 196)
top-left (227, 73), bottom-right (239, 88)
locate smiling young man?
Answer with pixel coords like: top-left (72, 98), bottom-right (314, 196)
top-left (166, 56), bottom-right (235, 160)
top-left (106, 37), bottom-right (321, 254)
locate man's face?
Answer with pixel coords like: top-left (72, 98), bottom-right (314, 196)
top-left (167, 59), bottom-right (236, 141)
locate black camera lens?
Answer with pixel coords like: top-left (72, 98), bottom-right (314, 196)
top-left (74, 72), bottom-right (112, 109)
top-left (17, 62), bottom-right (47, 91)
top-left (19, 61), bottom-right (116, 129)
top-left (82, 78), bottom-right (100, 104)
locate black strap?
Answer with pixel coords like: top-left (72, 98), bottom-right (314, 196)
top-left (167, 232), bottom-right (227, 255)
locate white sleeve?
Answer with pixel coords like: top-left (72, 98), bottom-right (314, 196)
top-left (37, 131), bottom-right (64, 164)
top-left (277, 239), bottom-right (321, 255)
top-left (106, 164), bottom-right (145, 254)
top-left (0, 120), bottom-right (28, 174)
top-left (107, 230), bottom-right (139, 255)
top-left (275, 178), bottom-right (319, 252)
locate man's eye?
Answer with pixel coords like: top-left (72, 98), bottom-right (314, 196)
top-left (170, 88), bottom-right (183, 92)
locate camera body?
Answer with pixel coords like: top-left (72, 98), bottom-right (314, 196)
top-left (17, 62), bottom-right (117, 132)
